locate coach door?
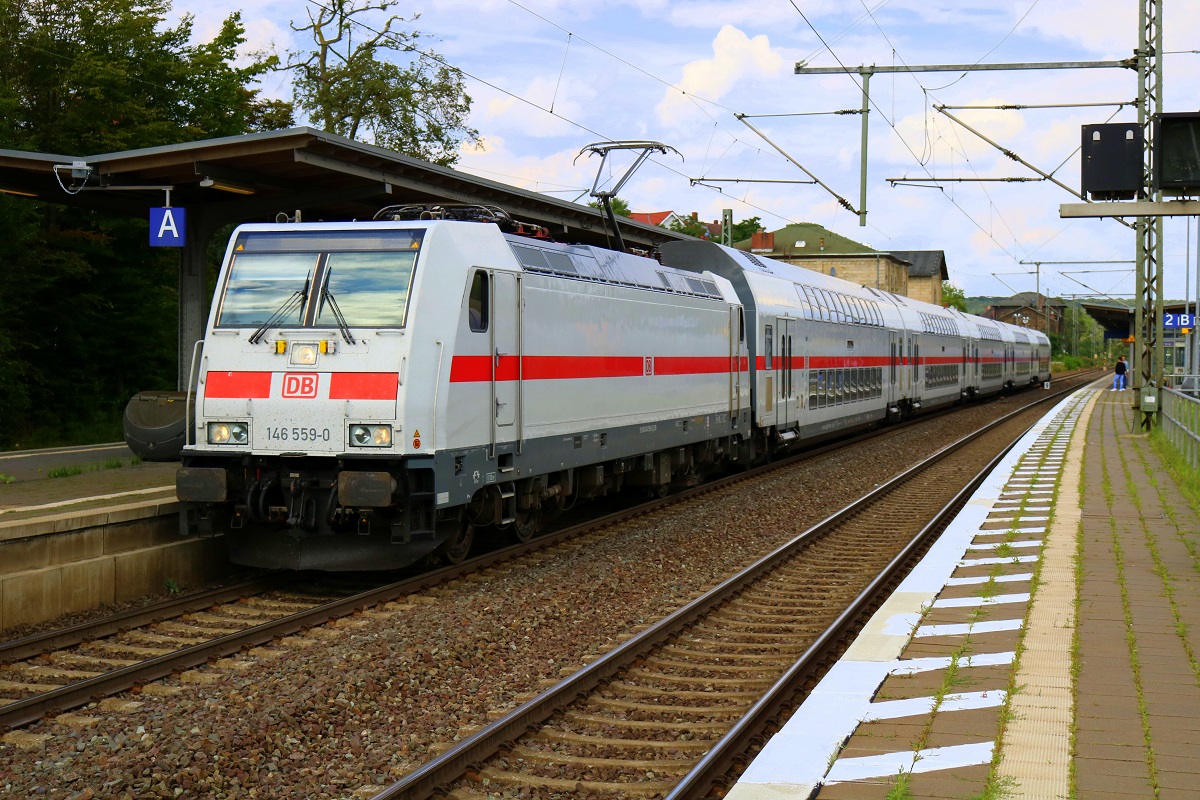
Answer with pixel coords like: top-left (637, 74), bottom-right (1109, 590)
top-left (775, 318), bottom-right (797, 430)
top-left (491, 271), bottom-right (521, 453)
top-left (889, 330), bottom-right (900, 405)
top-left (912, 334), bottom-right (921, 394)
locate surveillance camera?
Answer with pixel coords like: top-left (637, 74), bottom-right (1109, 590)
top-left (54, 161), bottom-right (93, 180)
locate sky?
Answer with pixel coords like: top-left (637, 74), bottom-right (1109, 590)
top-left (173, 0), bottom-right (1200, 303)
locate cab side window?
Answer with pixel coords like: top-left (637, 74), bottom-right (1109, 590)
top-left (469, 271), bottom-right (488, 332)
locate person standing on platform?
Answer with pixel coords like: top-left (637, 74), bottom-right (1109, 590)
top-left (1112, 355), bottom-right (1128, 390)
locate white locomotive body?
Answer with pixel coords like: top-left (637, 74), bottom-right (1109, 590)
top-left (178, 218), bottom-right (749, 570)
top-left (177, 212), bottom-right (1049, 571)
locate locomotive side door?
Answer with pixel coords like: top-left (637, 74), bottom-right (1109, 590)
top-left (490, 270), bottom-right (521, 452)
top-left (729, 306), bottom-right (744, 426)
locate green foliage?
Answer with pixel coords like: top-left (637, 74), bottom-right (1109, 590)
top-left (667, 215), bottom-right (710, 239)
top-left (941, 281), bottom-right (968, 312)
top-left (884, 770), bottom-right (913, 800)
top-left (0, 0), bottom-right (280, 449)
top-left (0, 0), bottom-right (277, 153)
top-left (48, 465), bottom-right (85, 479)
top-left (286, 0), bottom-right (479, 166)
top-left (587, 197), bottom-right (632, 217)
top-left (730, 216), bottom-right (763, 243)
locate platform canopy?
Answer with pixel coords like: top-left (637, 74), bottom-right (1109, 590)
top-left (0, 128), bottom-right (686, 387)
top-left (1081, 301), bottom-right (1133, 340)
top-left (0, 126), bottom-right (680, 249)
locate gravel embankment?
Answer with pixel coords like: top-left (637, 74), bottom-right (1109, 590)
top-left (0, 392), bottom-right (1060, 799)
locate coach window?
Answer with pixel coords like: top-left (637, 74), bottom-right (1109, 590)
top-left (468, 271), bottom-right (488, 332)
top-left (764, 325), bottom-right (773, 369)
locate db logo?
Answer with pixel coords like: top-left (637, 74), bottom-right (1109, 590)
top-left (282, 373), bottom-right (319, 398)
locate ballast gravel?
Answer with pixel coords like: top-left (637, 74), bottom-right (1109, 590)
top-left (0, 395), bottom-right (1049, 799)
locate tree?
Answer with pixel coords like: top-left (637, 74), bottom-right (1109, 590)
top-left (0, 0), bottom-right (276, 153)
top-left (587, 197), bottom-right (631, 217)
top-left (0, 0), bottom-right (278, 447)
top-left (730, 216), bottom-right (763, 243)
top-left (667, 215), bottom-right (710, 239)
top-left (942, 281), bottom-right (968, 312)
top-left (287, 0), bottom-right (479, 166)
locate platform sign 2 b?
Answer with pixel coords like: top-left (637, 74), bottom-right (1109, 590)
top-left (1164, 312), bottom-right (1195, 329)
top-left (149, 207), bottom-right (186, 247)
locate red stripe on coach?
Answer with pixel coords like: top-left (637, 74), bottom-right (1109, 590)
top-left (329, 372), bottom-right (398, 400)
top-left (651, 356), bottom-right (732, 375)
top-left (204, 371), bottom-right (271, 399)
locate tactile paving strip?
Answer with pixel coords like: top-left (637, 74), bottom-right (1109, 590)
top-left (725, 390), bottom-right (1096, 800)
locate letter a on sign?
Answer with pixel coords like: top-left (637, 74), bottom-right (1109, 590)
top-left (149, 207), bottom-right (186, 247)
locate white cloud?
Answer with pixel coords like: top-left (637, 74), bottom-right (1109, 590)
top-left (656, 26), bottom-right (786, 123)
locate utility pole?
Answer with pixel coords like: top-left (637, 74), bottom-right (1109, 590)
top-left (794, 59), bottom-right (1131, 228)
top-left (1135, 0), bottom-right (1164, 428)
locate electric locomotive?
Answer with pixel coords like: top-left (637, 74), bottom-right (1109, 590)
top-left (177, 206), bottom-right (750, 570)
top-left (176, 204), bottom-right (1050, 571)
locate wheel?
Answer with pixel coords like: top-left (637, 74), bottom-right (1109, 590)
top-left (646, 483), bottom-right (670, 500)
top-left (438, 521), bottom-right (474, 565)
top-left (512, 508), bottom-right (541, 543)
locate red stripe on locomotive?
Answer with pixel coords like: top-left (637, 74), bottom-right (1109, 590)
top-left (328, 372), bottom-right (399, 400)
top-left (204, 371), bottom-right (272, 399)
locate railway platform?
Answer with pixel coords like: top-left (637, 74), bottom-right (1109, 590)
top-left (0, 453), bottom-right (224, 632)
top-left (727, 382), bottom-right (1200, 799)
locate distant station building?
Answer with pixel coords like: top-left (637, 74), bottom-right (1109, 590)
top-left (732, 223), bottom-right (957, 306)
top-left (630, 216), bottom-right (952, 306)
top-left (889, 250), bottom-right (949, 307)
top-left (737, 223), bottom-right (911, 296)
top-left (983, 292), bottom-right (1066, 335)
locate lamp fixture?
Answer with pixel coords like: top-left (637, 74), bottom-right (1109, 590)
top-left (199, 176), bottom-right (255, 195)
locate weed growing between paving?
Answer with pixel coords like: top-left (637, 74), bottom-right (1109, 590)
top-left (1148, 427), bottom-right (1200, 518)
top-left (884, 768), bottom-right (913, 800)
top-left (1142, 430), bottom-right (1200, 577)
top-left (1069, 517), bottom-right (1084, 799)
top-left (1067, 392), bottom-right (1099, 799)
top-left (47, 458), bottom-right (138, 479)
top-left (982, 399), bottom-right (1076, 800)
top-left (1118, 416), bottom-right (1200, 691)
top-left (1101, 399), bottom-right (1161, 794)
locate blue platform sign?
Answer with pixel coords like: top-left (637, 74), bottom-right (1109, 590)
top-left (149, 207), bottom-right (186, 247)
top-left (1164, 312), bottom-right (1194, 329)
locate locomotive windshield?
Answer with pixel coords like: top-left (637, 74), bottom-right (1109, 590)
top-left (216, 229), bottom-right (425, 329)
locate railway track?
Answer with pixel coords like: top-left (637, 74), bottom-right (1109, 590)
top-left (0, 373), bottom-right (1097, 738)
top-left (369, 382), bottom-right (1085, 800)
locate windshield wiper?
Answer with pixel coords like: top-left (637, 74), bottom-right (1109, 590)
top-left (248, 277), bottom-right (309, 344)
top-left (318, 285), bottom-right (357, 345)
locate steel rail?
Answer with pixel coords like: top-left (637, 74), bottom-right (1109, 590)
top-left (664, 407), bottom-right (1048, 798)
top-left (368, 379), bottom-right (1087, 800)
top-left (1, 372), bottom-right (1097, 733)
top-left (0, 573), bottom-right (292, 665)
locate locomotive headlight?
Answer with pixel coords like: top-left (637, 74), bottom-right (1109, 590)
top-left (208, 422), bottom-right (248, 445)
top-left (290, 343), bottom-right (318, 366)
top-left (349, 424), bottom-right (392, 447)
